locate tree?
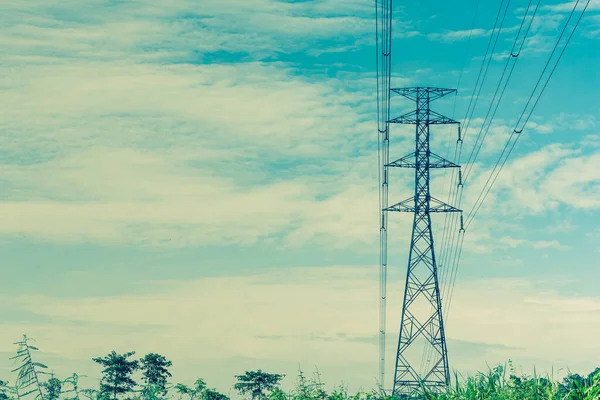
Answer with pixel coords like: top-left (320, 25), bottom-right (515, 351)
top-left (42, 378), bottom-right (62, 400)
top-left (174, 380), bottom-right (227, 400)
top-left (139, 353), bottom-right (172, 398)
top-left (175, 379), bottom-right (206, 400)
top-left (92, 351), bottom-right (139, 400)
top-left (234, 370), bottom-right (284, 400)
top-left (201, 388), bottom-right (228, 400)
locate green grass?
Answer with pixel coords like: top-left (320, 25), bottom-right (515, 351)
top-left (276, 361), bottom-right (600, 400)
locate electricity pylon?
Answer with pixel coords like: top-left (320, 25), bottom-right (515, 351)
top-left (385, 87), bottom-right (463, 397)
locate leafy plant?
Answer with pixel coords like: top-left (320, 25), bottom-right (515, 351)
top-left (92, 351), bottom-right (139, 400)
top-left (10, 335), bottom-right (48, 400)
top-left (62, 373), bottom-right (87, 400)
top-left (175, 379), bottom-right (228, 400)
top-left (234, 370), bottom-right (285, 400)
top-left (42, 378), bottom-right (62, 400)
top-left (139, 353), bottom-right (172, 399)
top-left (175, 379), bottom-right (207, 400)
top-left (202, 388), bottom-right (229, 400)
top-left (0, 380), bottom-right (13, 400)
top-left (80, 388), bottom-right (105, 400)
top-left (290, 367), bottom-right (328, 400)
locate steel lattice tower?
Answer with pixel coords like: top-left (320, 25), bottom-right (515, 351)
top-left (385, 87), bottom-right (463, 397)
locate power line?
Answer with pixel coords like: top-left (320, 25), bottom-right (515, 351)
top-left (425, 0), bottom-right (481, 375)
top-left (462, 0), bottom-right (541, 183)
top-left (464, 0), bottom-right (590, 230)
top-left (426, 0), bottom-right (513, 374)
top-left (438, 0), bottom-right (510, 304)
top-left (438, 0), bottom-right (511, 295)
top-left (441, 0), bottom-right (543, 327)
top-left (444, 0), bottom-right (591, 326)
top-left (375, 0), bottom-right (393, 390)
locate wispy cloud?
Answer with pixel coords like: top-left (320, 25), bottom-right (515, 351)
top-left (543, 0), bottom-right (600, 12)
top-left (428, 28), bottom-right (492, 43)
top-left (0, 0), bottom-right (382, 62)
top-left (0, 51), bottom-right (384, 248)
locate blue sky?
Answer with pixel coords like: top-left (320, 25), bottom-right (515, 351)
top-left (0, 0), bottom-right (599, 396)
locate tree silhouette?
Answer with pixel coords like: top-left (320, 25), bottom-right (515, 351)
top-left (175, 379), bottom-right (228, 400)
top-left (92, 351), bottom-right (139, 400)
top-left (202, 388), bottom-right (229, 400)
top-left (175, 379), bottom-right (206, 400)
top-left (42, 377), bottom-right (62, 400)
top-left (139, 353), bottom-right (172, 398)
top-left (234, 370), bottom-right (284, 400)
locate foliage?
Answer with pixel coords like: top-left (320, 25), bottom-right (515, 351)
top-left (139, 354), bottom-right (173, 399)
top-left (62, 373), bottom-right (87, 400)
top-left (0, 380), bottom-right (12, 400)
top-left (268, 388), bottom-right (287, 400)
top-left (92, 351), bottom-right (139, 400)
top-left (175, 379), bottom-right (206, 400)
top-left (234, 370), bottom-right (285, 400)
top-left (414, 360), bottom-right (600, 400)
top-left (41, 378), bottom-right (62, 400)
top-left (290, 368), bottom-right (327, 400)
top-left (10, 335), bottom-right (48, 400)
top-left (81, 388), bottom-right (106, 400)
top-left (175, 379), bottom-right (228, 400)
top-left (201, 388), bottom-right (229, 400)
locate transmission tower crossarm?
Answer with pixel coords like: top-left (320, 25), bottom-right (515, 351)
top-left (388, 110), bottom-right (459, 125)
top-left (387, 152), bottom-right (460, 169)
top-left (391, 87), bottom-right (457, 102)
top-left (385, 197), bottom-right (461, 213)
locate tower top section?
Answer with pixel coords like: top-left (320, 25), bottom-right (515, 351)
top-left (391, 87), bottom-right (456, 103)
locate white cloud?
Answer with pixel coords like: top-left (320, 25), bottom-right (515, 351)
top-left (460, 139), bottom-right (600, 220)
top-left (428, 28), bottom-right (490, 43)
top-left (543, 0), bottom-right (600, 12)
top-left (0, 0), bottom-right (596, 256)
top-left (0, 35), bottom-right (417, 250)
top-left (0, 0), bottom-right (380, 61)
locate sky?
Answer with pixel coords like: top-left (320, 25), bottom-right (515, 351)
top-left (0, 0), bottom-right (599, 397)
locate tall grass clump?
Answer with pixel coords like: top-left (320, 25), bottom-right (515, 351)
top-left (413, 360), bottom-right (600, 400)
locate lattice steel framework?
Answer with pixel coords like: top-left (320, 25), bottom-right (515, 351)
top-left (386, 87), bottom-right (463, 397)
